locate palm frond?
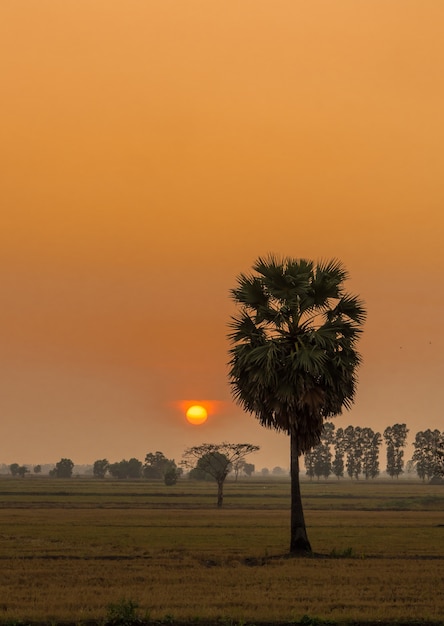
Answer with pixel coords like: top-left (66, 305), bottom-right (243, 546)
top-left (333, 294), bottom-right (367, 324)
top-left (227, 313), bottom-right (266, 344)
top-left (288, 342), bottom-right (327, 377)
top-left (231, 274), bottom-right (269, 309)
top-left (316, 258), bottom-right (349, 285)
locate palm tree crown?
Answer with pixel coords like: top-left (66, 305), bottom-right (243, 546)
top-left (228, 255), bottom-right (366, 453)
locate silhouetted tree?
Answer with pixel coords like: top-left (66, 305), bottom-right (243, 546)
top-left (344, 426), bottom-right (363, 479)
top-left (53, 458), bottom-right (74, 478)
top-left (412, 429), bottom-right (442, 481)
top-left (435, 437), bottom-right (444, 478)
top-left (304, 422), bottom-right (334, 480)
top-left (143, 451), bottom-right (181, 485)
top-left (243, 462), bottom-right (255, 477)
top-left (9, 464), bottom-right (29, 478)
top-left (318, 422), bottom-right (335, 479)
top-left (107, 458), bottom-right (142, 479)
top-left (127, 458), bottom-right (143, 478)
top-left (228, 255), bottom-right (365, 553)
top-left (405, 459), bottom-right (416, 476)
top-left (332, 427), bottom-right (346, 479)
top-left (361, 427), bottom-right (381, 480)
top-left (163, 464), bottom-right (182, 485)
top-left (384, 424), bottom-right (409, 478)
top-left (93, 459), bottom-right (109, 478)
top-left (143, 451), bottom-right (167, 478)
top-left (9, 463), bottom-right (20, 477)
top-left (188, 451), bottom-right (229, 482)
top-left (231, 458), bottom-right (246, 481)
top-left (304, 448), bottom-right (316, 480)
top-left (272, 466), bottom-right (286, 476)
top-left (108, 460), bottom-right (130, 479)
top-left (182, 443), bottom-right (259, 507)
top-left (33, 465), bottom-right (42, 474)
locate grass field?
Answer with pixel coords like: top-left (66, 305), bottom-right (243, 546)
top-left (0, 476), bottom-right (443, 625)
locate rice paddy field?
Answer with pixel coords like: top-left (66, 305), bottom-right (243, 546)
top-left (0, 476), bottom-right (443, 625)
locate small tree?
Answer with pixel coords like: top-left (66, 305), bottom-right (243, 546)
top-left (144, 451), bottom-right (167, 478)
top-left (405, 459), bottom-right (416, 475)
top-left (164, 464), bottom-right (182, 486)
top-left (272, 466), bottom-right (286, 476)
top-left (231, 458), bottom-right (246, 481)
top-left (17, 465), bottom-right (29, 478)
top-left (93, 459), bottom-right (109, 479)
top-left (144, 451), bottom-right (180, 482)
top-left (9, 464), bottom-right (29, 478)
top-left (9, 463), bottom-right (20, 477)
top-left (243, 462), bottom-right (255, 477)
top-left (182, 443), bottom-right (259, 507)
top-left (33, 465), bottom-right (42, 474)
top-left (54, 458), bottom-right (74, 478)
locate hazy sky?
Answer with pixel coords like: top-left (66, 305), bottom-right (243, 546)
top-left (1, 1), bottom-right (443, 469)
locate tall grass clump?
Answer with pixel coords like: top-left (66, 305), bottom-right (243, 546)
top-left (105, 599), bottom-right (144, 625)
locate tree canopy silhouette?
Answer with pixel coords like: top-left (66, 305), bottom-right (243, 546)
top-left (182, 442), bottom-right (259, 507)
top-left (228, 255), bottom-right (366, 554)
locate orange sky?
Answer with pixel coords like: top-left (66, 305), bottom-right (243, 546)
top-left (1, 1), bottom-right (443, 469)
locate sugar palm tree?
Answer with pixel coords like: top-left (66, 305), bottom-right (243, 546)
top-left (228, 255), bottom-right (366, 554)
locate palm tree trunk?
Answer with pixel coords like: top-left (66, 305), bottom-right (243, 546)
top-left (290, 427), bottom-right (312, 554)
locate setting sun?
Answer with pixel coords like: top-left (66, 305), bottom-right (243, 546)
top-left (186, 405), bottom-right (208, 425)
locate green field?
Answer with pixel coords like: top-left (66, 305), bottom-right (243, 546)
top-left (0, 476), bottom-right (443, 625)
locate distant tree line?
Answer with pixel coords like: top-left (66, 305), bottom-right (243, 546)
top-left (6, 453), bottom-right (183, 484)
top-left (304, 423), bottom-right (443, 482)
top-left (94, 452), bottom-right (183, 484)
top-left (5, 427), bottom-right (443, 484)
top-left (5, 444), bottom-right (259, 489)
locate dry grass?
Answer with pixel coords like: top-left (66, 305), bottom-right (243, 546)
top-left (0, 478), bottom-right (443, 623)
